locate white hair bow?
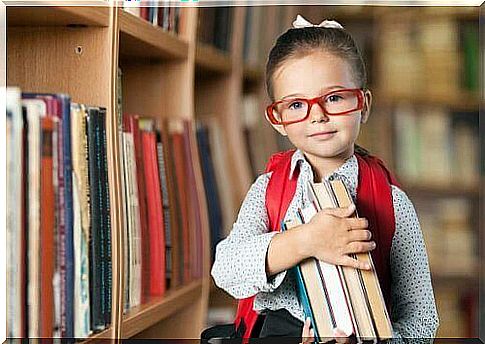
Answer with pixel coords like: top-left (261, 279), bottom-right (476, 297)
top-left (292, 14), bottom-right (344, 30)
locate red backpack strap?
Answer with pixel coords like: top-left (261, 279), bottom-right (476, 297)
top-left (235, 149), bottom-right (299, 339)
top-left (355, 153), bottom-right (400, 314)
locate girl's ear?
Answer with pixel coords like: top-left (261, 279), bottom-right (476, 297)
top-left (265, 111), bottom-right (288, 136)
top-left (361, 89), bottom-right (372, 124)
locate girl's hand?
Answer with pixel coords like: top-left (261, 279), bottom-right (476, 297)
top-left (333, 328), bottom-right (352, 344)
top-left (301, 317), bottom-right (314, 344)
top-left (301, 204), bottom-right (375, 270)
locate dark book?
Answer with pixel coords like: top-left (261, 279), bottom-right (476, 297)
top-left (86, 106), bottom-right (106, 331)
top-left (156, 130), bottom-right (173, 289)
top-left (98, 107), bottom-right (112, 326)
top-left (196, 123), bottom-right (223, 263)
top-left (160, 121), bottom-right (181, 289)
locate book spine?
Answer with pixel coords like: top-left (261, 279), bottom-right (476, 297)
top-left (26, 108), bottom-right (41, 338)
top-left (59, 95), bottom-right (75, 338)
top-left (156, 135), bottom-right (172, 288)
top-left (87, 108), bottom-right (105, 332)
top-left (40, 117), bottom-right (57, 338)
top-left (99, 108), bottom-right (112, 326)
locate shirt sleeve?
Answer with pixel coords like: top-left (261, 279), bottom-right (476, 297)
top-left (210, 172), bottom-right (288, 299)
top-left (389, 185), bottom-right (440, 339)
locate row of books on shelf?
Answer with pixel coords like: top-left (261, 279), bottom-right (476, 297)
top-left (123, 2), bottom-right (182, 34)
top-left (6, 85), bottom-right (207, 338)
top-left (197, 7), bottom-right (233, 52)
top-left (378, 17), bottom-right (478, 96)
top-left (6, 89), bottom-right (112, 338)
top-left (120, 114), bottom-right (204, 312)
top-left (393, 103), bottom-right (479, 189)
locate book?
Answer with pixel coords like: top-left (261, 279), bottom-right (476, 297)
top-left (122, 129), bottom-right (142, 308)
top-left (285, 179), bottom-right (392, 342)
top-left (196, 123), bottom-right (223, 263)
top-left (40, 116), bottom-right (57, 338)
top-left (86, 106), bottom-right (112, 330)
top-left (141, 128), bottom-right (166, 297)
top-left (124, 114), bottom-right (150, 302)
top-left (156, 130), bottom-right (173, 289)
top-left (24, 99), bottom-right (43, 338)
top-left (71, 103), bottom-right (92, 337)
top-left (160, 120), bottom-right (182, 289)
top-left (7, 87), bottom-right (25, 338)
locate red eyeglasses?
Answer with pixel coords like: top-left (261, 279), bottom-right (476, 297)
top-left (266, 88), bottom-right (365, 125)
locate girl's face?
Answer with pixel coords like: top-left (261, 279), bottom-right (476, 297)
top-left (270, 51), bottom-right (372, 162)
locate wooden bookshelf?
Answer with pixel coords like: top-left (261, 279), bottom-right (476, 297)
top-left (195, 42), bottom-right (232, 74)
top-left (122, 279), bottom-right (203, 338)
top-left (119, 8), bottom-right (189, 60)
top-left (6, 5), bottom-right (110, 27)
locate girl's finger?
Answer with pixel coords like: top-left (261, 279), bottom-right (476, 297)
top-left (338, 255), bottom-right (371, 270)
top-left (301, 317), bottom-right (312, 342)
top-left (333, 328), bottom-right (351, 344)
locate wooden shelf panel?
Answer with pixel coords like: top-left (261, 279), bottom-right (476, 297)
top-left (121, 279), bottom-right (203, 338)
top-left (195, 42), bottom-right (232, 75)
top-left (374, 89), bottom-right (480, 111)
top-left (119, 9), bottom-right (189, 61)
top-left (404, 183), bottom-right (480, 198)
top-left (80, 326), bottom-right (114, 343)
top-left (7, 5), bottom-right (110, 27)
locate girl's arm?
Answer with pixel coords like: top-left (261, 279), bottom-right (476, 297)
top-left (389, 185), bottom-right (440, 339)
top-left (211, 172), bottom-right (290, 299)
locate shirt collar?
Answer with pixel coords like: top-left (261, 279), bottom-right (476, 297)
top-left (290, 148), bottom-right (359, 197)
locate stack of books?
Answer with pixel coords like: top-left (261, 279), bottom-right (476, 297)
top-left (283, 179), bottom-right (393, 342)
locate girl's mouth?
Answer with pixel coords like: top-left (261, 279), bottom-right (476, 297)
top-left (308, 130), bottom-right (337, 138)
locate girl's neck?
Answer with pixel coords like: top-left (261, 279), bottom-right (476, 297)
top-left (303, 146), bottom-right (355, 183)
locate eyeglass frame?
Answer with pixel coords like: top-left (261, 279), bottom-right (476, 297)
top-left (265, 88), bottom-right (366, 125)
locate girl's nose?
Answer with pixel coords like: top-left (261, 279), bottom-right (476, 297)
top-left (309, 103), bottom-right (329, 123)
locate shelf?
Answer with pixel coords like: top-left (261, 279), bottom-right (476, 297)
top-left (195, 42), bottom-right (232, 75)
top-left (374, 89), bottom-right (480, 111)
top-left (404, 183), bottom-right (480, 198)
top-left (121, 279), bottom-right (203, 338)
top-left (81, 326), bottom-right (114, 343)
top-left (7, 5), bottom-right (110, 27)
top-left (119, 9), bottom-right (189, 61)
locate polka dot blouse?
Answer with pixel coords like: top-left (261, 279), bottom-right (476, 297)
top-left (211, 149), bottom-right (440, 338)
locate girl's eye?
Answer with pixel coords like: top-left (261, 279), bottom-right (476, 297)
top-left (326, 94), bottom-right (344, 103)
top-left (288, 101), bottom-right (304, 110)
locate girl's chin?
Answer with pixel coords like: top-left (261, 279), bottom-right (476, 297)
top-left (301, 145), bottom-right (351, 159)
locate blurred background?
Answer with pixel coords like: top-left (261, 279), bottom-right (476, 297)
top-left (5, 2), bottom-right (482, 340)
top-left (201, 5), bottom-right (482, 338)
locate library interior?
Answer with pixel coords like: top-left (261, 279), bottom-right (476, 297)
top-left (5, 2), bottom-right (483, 341)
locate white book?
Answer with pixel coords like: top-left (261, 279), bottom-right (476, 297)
top-left (24, 99), bottom-right (45, 338)
top-left (71, 103), bottom-right (91, 338)
top-left (7, 87), bottom-right (24, 338)
top-left (299, 205), bottom-right (354, 337)
top-left (123, 132), bottom-right (142, 308)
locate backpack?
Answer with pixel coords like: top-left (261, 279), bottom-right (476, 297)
top-left (202, 149), bottom-right (400, 341)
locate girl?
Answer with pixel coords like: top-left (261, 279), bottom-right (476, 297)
top-left (211, 14), bottom-right (439, 341)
